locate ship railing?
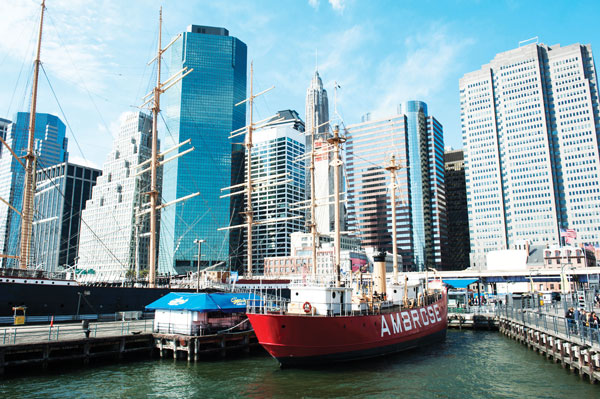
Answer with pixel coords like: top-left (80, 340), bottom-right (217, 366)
top-left (0, 319), bottom-right (154, 345)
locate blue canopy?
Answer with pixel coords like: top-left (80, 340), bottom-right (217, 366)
top-left (443, 278), bottom-right (479, 289)
top-left (145, 292), bottom-right (261, 313)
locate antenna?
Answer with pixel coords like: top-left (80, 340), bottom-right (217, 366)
top-left (519, 36), bottom-right (539, 47)
top-left (315, 48), bottom-right (318, 72)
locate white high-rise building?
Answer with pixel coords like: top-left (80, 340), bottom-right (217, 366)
top-left (247, 110), bottom-right (306, 274)
top-left (460, 42), bottom-right (600, 269)
top-left (77, 112), bottom-right (156, 280)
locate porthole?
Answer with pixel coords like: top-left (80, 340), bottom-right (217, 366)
top-left (281, 325), bottom-right (286, 329)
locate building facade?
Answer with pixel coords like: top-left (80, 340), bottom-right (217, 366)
top-left (246, 110), bottom-right (306, 274)
top-left (460, 42), bottom-right (600, 269)
top-left (77, 112), bottom-right (155, 281)
top-left (0, 117), bottom-right (10, 159)
top-left (444, 148), bottom-right (470, 269)
top-left (32, 162), bottom-right (100, 273)
top-left (160, 25), bottom-right (247, 275)
top-left (0, 112), bottom-right (67, 268)
top-left (346, 101), bottom-right (447, 271)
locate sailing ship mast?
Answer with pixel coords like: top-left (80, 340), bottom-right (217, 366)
top-left (328, 124), bottom-right (345, 287)
top-left (385, 155), bottom-right (401, 284)
top-left (20, 0), bottom-right (46, 269)
top-left (139, 8), bottom-right (195, 287)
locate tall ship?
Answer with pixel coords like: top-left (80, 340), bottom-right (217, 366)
top-left (0, 4), bottom-right (234, 319)
top-left (246, 119), bottom-right (448, 366)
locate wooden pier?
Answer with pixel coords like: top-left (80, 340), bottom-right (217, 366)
top-left (498, 309), bottom-right (600, 384)
top-left (153, 330), bottom-right (259, 362)
top-left (0, 320), bottom-right (260, 375)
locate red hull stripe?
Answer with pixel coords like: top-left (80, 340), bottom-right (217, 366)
top-left (248, 296), bottom-right (448, 364)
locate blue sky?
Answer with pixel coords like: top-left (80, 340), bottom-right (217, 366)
top-left (1, 0), bottom-right (599, 168)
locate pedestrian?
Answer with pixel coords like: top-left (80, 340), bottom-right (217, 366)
top-left (566, 307), bottom-right (575, 333)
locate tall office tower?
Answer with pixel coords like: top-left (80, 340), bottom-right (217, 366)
top-left (460, 42), bottom-right (600, 269)
top-left (444, 149), bottom-right (470, 270)
top-left (0, 118), bottom-right (11, 158)
top-left (305, 70), bottom-right (341, 234)
top-left (32, 162), bottom-right (100, 273)
top-left (346, 101), bottom-right (446, 271)
top-left (305, 70), bottom-right (330, 143)
top-left (247, 110), bottom-right (306, 273)
top-left (0, 112), bottom-right (67, 268)
top-left (160, 25), bottom-right (247, 275)
top-left (77, 112), bottom-right (155, 281)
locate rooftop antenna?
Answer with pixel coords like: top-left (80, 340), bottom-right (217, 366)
top-left (315, 48), bottom-right (318, 72)
top-left (519, 36), bottom-right (539, 47)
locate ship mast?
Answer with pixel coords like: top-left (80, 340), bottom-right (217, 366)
top-left (310, 112), bottom-right (318, 278)
top-left (385, 155), bottom-right (401, 284)
top-left (147, 9), bottom-right (162, 287)
top-left (328, 125), bottom-right (345, 287)
top-left (139, 8), bottom-right (195, 287)
top-left (245, 63), bottom-right (255, 277)
top-left (20, 0), bottom-right (46, 269)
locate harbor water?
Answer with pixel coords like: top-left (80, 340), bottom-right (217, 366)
top-left (1, 330), bottom-right (598, 398)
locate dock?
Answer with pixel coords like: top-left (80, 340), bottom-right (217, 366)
top-left (0, 319), bottom-right (259, 375)
top-left (498, 306), bottom-right (600, 384)
top-left (448, 306), bottom-right (499, 330)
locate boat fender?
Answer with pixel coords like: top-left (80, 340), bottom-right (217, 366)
top-left (303, 302), bottom-right (312, 314)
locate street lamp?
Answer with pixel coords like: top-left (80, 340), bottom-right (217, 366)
top-left (194, 239), bottom-right (205, 293)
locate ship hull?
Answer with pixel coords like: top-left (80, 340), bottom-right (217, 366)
top-left (248, 295), bottom-right (447, 367)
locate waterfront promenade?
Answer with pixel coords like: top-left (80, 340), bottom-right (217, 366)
top-left (498, 304), bottom-right (600, 383)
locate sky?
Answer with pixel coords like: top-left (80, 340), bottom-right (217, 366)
top-left (1, 0), bottom-right (599, 169)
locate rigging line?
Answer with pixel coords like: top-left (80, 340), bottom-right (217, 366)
top-left (34, 156), bottom-right (126, 269)
top-left (5, 13), bottom-right (38, 118)
top-left (44, 11), bottom-right (112, 138)
top-left (40, 64), bottom-right (88, 162)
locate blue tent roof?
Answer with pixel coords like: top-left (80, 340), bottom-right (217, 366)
top-left (443, 278), bottom-right (479, 289)
top-left (145, 292), bottom-right (260, 313)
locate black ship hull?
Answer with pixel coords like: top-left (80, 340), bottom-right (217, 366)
top-left (0, 282), bottom-right (197, 317)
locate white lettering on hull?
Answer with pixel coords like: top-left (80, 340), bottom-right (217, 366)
top-left (381, 304), bottom-right (444, 337)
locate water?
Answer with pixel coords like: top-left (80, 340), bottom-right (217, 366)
top-left (1, 330), bottom-right (598, 398)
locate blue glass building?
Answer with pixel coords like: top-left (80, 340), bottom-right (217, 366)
top-left (0, 112), bottom-right (68, 268)
top-left (159, 25), bottom-right (247, 275)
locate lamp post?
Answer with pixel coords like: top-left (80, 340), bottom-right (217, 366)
top-left (194, 239), bottom-right (205, 293)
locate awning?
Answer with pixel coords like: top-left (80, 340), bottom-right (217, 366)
top-left (145, 292), bottom-right (261, 313)
top-left (443, 278), bottom-right (479, 289)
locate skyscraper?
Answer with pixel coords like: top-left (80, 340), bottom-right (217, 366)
top-left (248, 110), bottom-right (306, 273)
top-left (33, 162), bottom-right (100, 273)
top-left (305, 70), bottom-right (340, 234)
top-left (0, 118), bottom-right (10, 159)
top-left (444, 148), bottom-right (470, 270)
top-left (160, 25), bottom-right (247, 275)
top-left (0, 112), bottom-right (67, 268)
top-left (346, 101), bottom-right (447, 271)
top-left (460, 42), bottom-right (600, 269)
top-left (77, 111), bottom-right (154, 280)
top-left (305, 70), bottom-right (330, 142)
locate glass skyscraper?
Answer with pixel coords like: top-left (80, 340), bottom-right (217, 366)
top-left (460, 42), bottom-right (600, 269)
top-left (159, 25), bottom-right (247, 275)
top-left (33, 162), bottom-right (100, 273)
top-left (248, 110), bottom-right (306, 273)
top-left (77, 111), bottom-right (154, 281)
top-left (346, 101), bottom-right (447, 271)
top-left (0, 112), bottom-right (67, 268)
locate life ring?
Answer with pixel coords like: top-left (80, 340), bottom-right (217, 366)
top-left (303, 302), bottom-right (312, 313)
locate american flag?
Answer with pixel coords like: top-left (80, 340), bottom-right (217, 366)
top-left (560, 228), bottom-right (577, 239)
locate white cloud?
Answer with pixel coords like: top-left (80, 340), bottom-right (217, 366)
top-left (328, 0), bottom-right (345, 12)
top-left (308, 0), bottom-right (319, 9)
top-left (371, 25), bottom-right (474, 118)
